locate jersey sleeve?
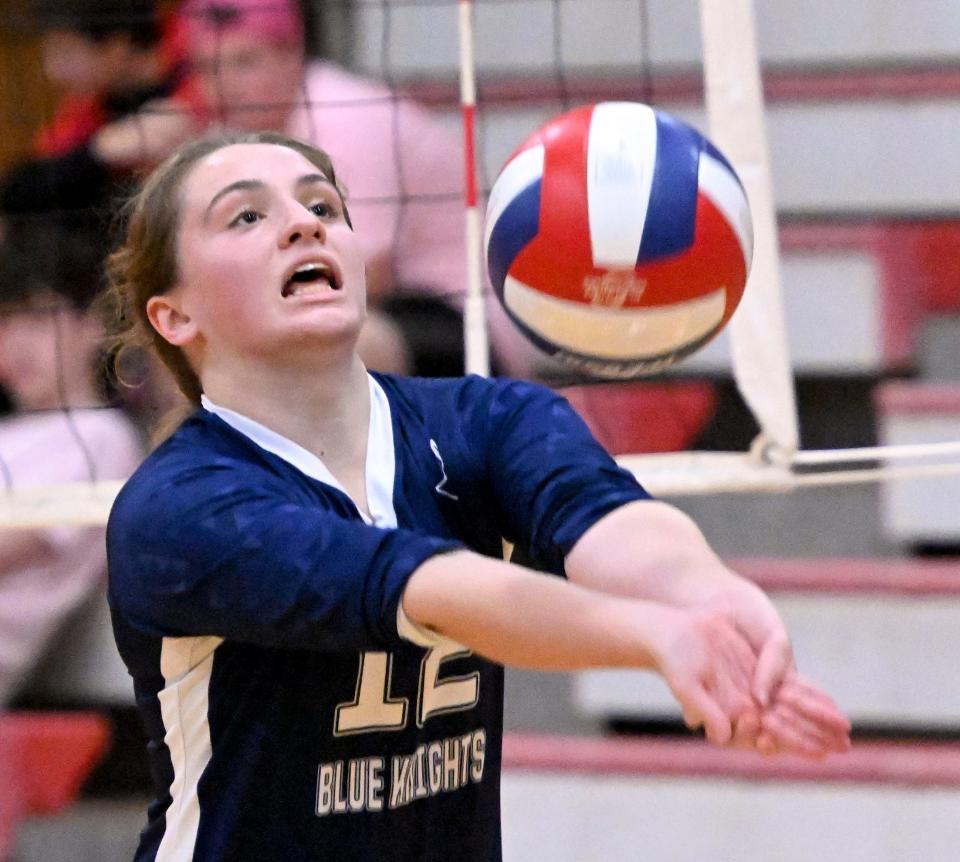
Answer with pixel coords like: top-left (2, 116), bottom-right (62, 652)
top-left (463, 377), bottom-right (653, 574)
top-left (107, 457), bottom-right (461, 653)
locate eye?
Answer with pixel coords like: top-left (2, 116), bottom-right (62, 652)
top-left (309, 200), bottom-right (339, 219)
top-left (229, 208), bottom-right (262, 227)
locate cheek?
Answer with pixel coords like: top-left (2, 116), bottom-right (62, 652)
top-left (45, 48), bottom-right (94, 90)
top-left (178, 243), bottom-right (269, 333)
top-left (0, 324), bottom-right (55, 373)
top-left (340, 235), bottom-right (369, 291)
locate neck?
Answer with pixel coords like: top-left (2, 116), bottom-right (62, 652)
top-left (200, 350), bottom-right (371, 462)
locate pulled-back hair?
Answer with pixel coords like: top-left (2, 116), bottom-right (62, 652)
top-left (104, 131), bottom-right (350, 410)
top-left (32, 0), bottom-right (162, 48)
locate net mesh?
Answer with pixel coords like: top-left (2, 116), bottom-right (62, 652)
top-left (0, 0), bottom-right (958, 528)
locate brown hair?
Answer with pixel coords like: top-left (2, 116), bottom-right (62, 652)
top-left (104, 130), bottom-right (351, 415)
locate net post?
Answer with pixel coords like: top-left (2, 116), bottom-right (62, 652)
top-left (458, 0), bottom-right (490, 377)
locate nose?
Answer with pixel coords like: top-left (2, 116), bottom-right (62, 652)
top-left (279, 200), bottom-right (325, 249)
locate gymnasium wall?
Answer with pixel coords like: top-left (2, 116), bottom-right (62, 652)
top-left (350, 0), bottom-right (960, 74)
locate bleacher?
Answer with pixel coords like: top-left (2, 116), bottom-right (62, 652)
top-left (877, 381), bottom-right (960, 550)
top-left (501, 734), bottom-right (960, 862)
top-left (4, 0), bottom-right (960, 859)
top-left (575, 558), bottom-right (960, 729)
top-left (470, 1), bottom-right (960, 859)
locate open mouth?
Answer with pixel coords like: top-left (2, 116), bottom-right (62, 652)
top-left (281, 262), bottom-right (343, 298)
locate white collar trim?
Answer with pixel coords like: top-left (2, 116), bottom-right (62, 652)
top-left (201, 376), bottom-right (397, 528)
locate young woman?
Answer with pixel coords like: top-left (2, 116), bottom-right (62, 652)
top-left (105, 131), bottom-right (849, 862)
top-left (179, 0), bottom-right (540, 377)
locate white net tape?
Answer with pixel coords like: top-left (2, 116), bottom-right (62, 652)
top-left (1, 0), bottom-right (957, 527)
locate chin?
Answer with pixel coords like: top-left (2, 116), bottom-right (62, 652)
top-left (228, 106), bottom-right (288, 134)
top-left (289, 318), bottom-right (364, 349)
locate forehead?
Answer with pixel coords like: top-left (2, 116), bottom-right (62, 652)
top-left (42, 28), bottom-right (97, 50)
top-left (190, 28), bottom-right (267, 61)
top-left (181, 143), bottom-right (325, 209)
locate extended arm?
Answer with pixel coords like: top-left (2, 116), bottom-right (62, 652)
top-left (565, 500), bottom-right (850, 756)
top-left (456, 377), bottom-right (848, 756)
top-left (402, 548), bottom-right (757, 745)
top-left (566, 500), bottom-right (788, 699)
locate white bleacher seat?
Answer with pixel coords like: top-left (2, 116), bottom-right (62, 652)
top-left (574, 558), bottom-right (960, 728)
top-left (682, 245), bottom-right (883, 374)
top-left (502, 733), bottom-right (960, 862)
top-left (353, 0), bottom-right (960, 74)
top-left (470, 99), bottom-right (960, 217)
top-left (877, 381), bottom-right (960, 546)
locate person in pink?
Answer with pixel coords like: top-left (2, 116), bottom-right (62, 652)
top-left (0, 222), bottom-right (143, 704)
top-left (179, 0), bottom-right (538, 377)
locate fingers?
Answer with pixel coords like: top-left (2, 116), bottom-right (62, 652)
top-left (761, 675), bottom-right (851, 757)
top-left (750, 672), bottom-right (851, 759)
top-left (698, 615), bottom-right (759, 742)
top-left (716, 620), bottom-right (757, 697)
top-left (656, 607), bottom-right (848, 758)
top-left (758, 711), bottom-right (835, 759)
top-left (777, 674), bottom-right (851, 736)
top-left (731, 707), bottom-right (761, 750)
top-left (687, 619), bottom-right (760, 747)
top-left (752, 629), bottom-right (793, 706)
top-left (678, 682), bottom-right (732, 746)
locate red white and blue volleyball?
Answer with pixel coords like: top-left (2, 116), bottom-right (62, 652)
top-left (484, 101), bottom-right (754, 377)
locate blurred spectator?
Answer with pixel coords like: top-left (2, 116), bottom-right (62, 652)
top-left (0, 221), bottom-right (142, 705)
top-left (0, 0), bottom-right (200, 227)
top-left (180, 0), bottom-right (536, 376)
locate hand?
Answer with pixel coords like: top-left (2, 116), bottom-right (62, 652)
top-left (92, 99), bottom-right (198, 170)
top-left (755, 671), bottom-right (851, 759)
top-left (691, 585), bottom-right (850, 758)
top-left (692, 576), bottom-right (794, 708)
top-left (649, 606), bottom-right (758, 746)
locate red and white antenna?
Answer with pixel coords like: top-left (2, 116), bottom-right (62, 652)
top-left (458, 0), bottom-right (490, 377)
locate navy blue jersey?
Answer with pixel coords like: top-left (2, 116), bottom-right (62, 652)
top-left (107, 373), bottom-right (650, 862)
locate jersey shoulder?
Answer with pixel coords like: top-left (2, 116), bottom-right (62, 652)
top-left (373, 372), bottom-right (557, 422)
top-left (109, 410), bottom-right (285, 528)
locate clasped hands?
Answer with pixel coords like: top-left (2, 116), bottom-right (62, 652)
top-left (654, 592), bottom-right (851, 759)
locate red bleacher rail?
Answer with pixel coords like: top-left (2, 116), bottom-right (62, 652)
top-left (780, 220), bottom-right (960, 369)
top-left (729, 556), bottom-right (960, 595)
top-left (404, 64), bottom-right (960, 107)
top-left (503, 733), bottom-right (960, 788)
top-left (0, 712), bottom-right (110, 859)
top-left (875, 380), bottom-right (960, 415)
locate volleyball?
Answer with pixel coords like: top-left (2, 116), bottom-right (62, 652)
top-left (484, 101), bottom-right (754, 377)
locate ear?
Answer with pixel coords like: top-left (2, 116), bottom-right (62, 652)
top-left (146, 292), bottom-right (198, 347)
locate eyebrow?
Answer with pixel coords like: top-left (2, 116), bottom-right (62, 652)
top-left (203, 174), bottom-right (334, 222)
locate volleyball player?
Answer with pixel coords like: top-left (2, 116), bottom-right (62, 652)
top-left (105, 131), bottom-right (849, 861)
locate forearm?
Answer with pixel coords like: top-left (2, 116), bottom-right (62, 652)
top-left (565, 500), bottom-right (755, 606)
top-left (402, 549), bottom-right (667, 671)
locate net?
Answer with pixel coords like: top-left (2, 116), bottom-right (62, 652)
top-left (0, 0), bottom-right (958, 528)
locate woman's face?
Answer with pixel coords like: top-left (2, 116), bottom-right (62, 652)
top-left (164, 143), bottom-right (367, 367)
top-left (190, 32), bottom-right (303, 132)
top-left (41, 29), bottom-right (128, 95)
top-left (0, 297), bottom-right (99, 410)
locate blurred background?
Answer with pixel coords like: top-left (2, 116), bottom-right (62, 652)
top-left (0, 0), bottom-right (959, 859)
